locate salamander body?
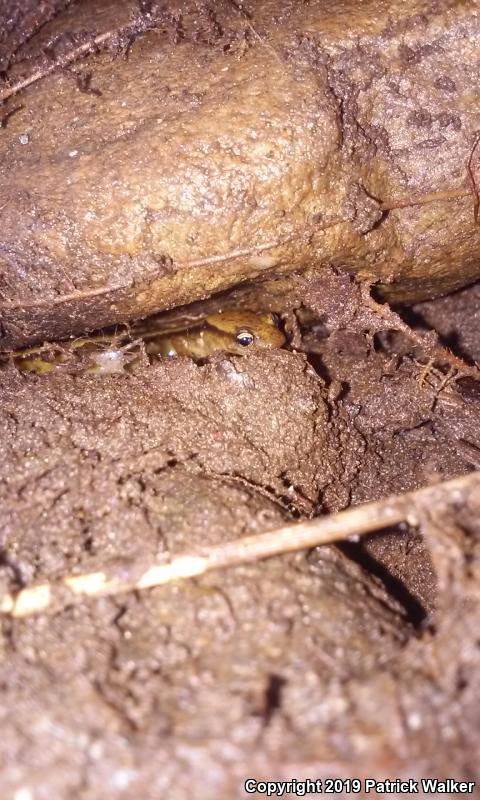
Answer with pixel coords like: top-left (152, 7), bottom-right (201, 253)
top-left (3, 310), bottom-right (286, 375)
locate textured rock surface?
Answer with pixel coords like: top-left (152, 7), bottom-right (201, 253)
top-left (1, 0), bottom-right (480, 348)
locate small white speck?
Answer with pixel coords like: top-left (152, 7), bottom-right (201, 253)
top-left (407, 711), bottom-right (422, 730)
top-left (19, 133), bottom-right (29, 145)
top-left (110, 769), bottom-right (137, 789)
top-left (88, 739), bottom-right (104, 760)
top-left (14, 789), bottom-right (33, 800)
top-left (121, 100), bottom-right (127, 107)
top-left (68, 149), bottom-right (78, 157)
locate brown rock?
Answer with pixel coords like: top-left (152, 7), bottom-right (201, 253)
top-left (0, 0), bottom-right (479, 348)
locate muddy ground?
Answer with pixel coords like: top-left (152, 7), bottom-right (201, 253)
top-left (0, 271), bottom-right (479, 799)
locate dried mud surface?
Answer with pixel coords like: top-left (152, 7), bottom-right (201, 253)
top-left (0, 274), bottom-right (479, 798)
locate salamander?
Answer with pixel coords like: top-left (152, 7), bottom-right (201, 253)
top-left (2, 310), bottom-right (286, 375)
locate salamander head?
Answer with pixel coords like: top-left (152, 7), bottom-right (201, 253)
top-left (205, 310), bottom-right (286, 354)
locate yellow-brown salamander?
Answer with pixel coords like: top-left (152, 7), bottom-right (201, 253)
top-left (142, 310), bottom-right (285, 360)
top-left (2, 310), bottom-right (285, 375)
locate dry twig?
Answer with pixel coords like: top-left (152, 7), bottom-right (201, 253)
top-left (360, 285), bottom-right (480, 380)
top-left (0, 31), bottom-right (114, 103)
top-left (380, 187), bottom-right (469, 211)
top-left (1, 472), bottom-right (478, 618)
top-left (467, 132), bottom-right (480, 225)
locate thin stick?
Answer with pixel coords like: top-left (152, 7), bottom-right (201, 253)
top-left (0, 217), bottom-right (344, 311)
top-left (243, 20), bottom-right (285, 68)
top-left (180, 216), bottom-right (344, 269)
top-left (227, 0), bottom-right (285, 68)
top-left (381, 136), bottom-right (480, 222)
top-left (1, 472), bottom-right (478, 618)
top-left (0, 31), bottom-right (114, 103)
top-left (380, 187), bottom-right (469, 211)
top-left (360, 286), bottom-right (480, 379)
top-left (467, 132), bottom-right (480, 225)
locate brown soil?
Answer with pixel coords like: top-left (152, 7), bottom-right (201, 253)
top-left (1, 271), bottom-right (479, 798)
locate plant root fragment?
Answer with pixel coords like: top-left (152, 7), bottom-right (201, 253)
top-left (1, 472), bottom-right (478, 618)
top-left (361, 286), bottom-right (480, 380)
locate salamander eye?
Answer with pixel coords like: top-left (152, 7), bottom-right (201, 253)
top-left (236, 329), bottom-right (255, 347)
